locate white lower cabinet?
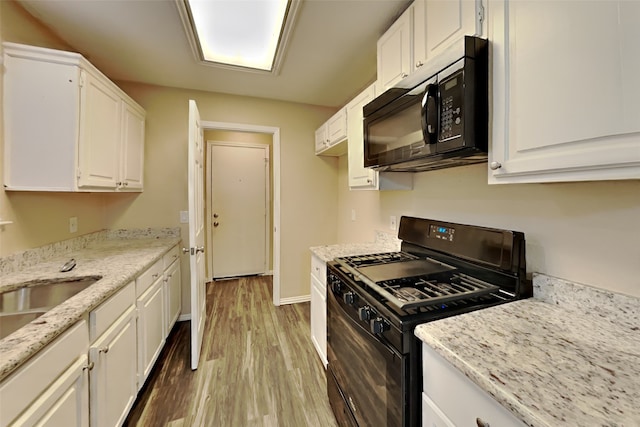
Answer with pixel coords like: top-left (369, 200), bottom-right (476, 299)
top-left (0, 321), bottom-right (89, 427)
top-left (0, 245), bottom-right (182, 427)
top-left (310, 253), bottom-right (327, 367)
top-left (422, 343), bottom-right (525, 427)
top-left (89, 306), bottom-right (137, 427)
top-left (136, 278), bottom-right (165, 389)
top-left (163, 247), bottom-right (182, 335)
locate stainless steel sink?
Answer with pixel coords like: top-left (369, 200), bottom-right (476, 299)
top-left (0, 275), bottom-right (102, 339)
top-left (0, 311), bottom-right (47, 340)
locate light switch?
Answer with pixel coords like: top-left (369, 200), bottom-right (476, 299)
top-left (351, 209), bottom-right (356, 221)
top-left (69, 217), bottom-right (78, 233)
top-left (179, 211), bottom-right (189, 224)
top-left (389, 215), bottom-right (397, 231)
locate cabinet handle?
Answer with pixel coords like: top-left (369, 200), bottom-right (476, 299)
top-left (99, 346), bottom-right (109, 354)
top-left (490, 161), bottom-right (502, 170)
top-left (83, 362), bottom-right (95, 371)
top-left (476, 418), bottom-right (490, 427)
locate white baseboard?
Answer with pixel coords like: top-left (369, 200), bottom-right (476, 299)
top-left (278, 294), bottom-right (311, 305)
top-left (178, 313), bottom-right (191, 322)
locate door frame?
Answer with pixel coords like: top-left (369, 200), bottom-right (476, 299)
top-left (206, 140), bottom-right (271, 279)
top-left (201, 120), bottom-right (282, 306)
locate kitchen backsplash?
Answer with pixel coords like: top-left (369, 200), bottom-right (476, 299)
top-left (0, 228), bottom-right (180, 277)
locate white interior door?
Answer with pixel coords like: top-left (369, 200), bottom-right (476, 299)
top-left (209, 142), bottom-right (268, 279)
top-left (187, 100), bottom-right (206, 370)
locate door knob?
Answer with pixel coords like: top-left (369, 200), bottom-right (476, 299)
top-left (213, 222), bottom-right (219, 227)
top-left (213, 213), bottom-right (219, 218)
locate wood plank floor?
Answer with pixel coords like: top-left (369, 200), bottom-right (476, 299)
top-left (124, 276), bottom-right (338, 427)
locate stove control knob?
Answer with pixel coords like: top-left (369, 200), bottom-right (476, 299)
top-left (343, 291), bottom-right (357, 305)
top-left (329, 276), bottom-right (342, 293)
top-left (358, 306), bottom-right (373, 321)
top-left (370, 317), bottom-right (390, 334)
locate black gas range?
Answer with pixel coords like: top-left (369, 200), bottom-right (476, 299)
top-left (326, 216), bottom-right (531, 427)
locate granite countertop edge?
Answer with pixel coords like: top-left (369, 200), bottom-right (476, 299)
top-left (414, 274), bottom-right (640, 427)
top-left (0, 236), bottom-right (181, 382)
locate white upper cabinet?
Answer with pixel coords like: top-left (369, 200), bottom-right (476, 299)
top-left (3, 42), bottom-right (146, 192)
top-left (377, 5), bottom-right (414, 94)
top-left (413, 0), bottom-right (483, 71)
top-left (488, 0), bottom-right (640, 183)
top-left (347, 84), bottom-right (378, 188)
top-left (315, 107), bottom-right (348, 156)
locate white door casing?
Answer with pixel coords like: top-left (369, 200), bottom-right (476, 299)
top-left (208, 142), bottom-right (269, 279)
top-left (200, 121), bottom-right (282, 306)
top-left (187, 100), bottom-right (206, 370)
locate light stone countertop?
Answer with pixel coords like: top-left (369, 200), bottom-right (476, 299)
top-left (0, 236), bottom-right (180, 381)
top-left (310, 230), bottom-right (401, 262)
top-left (415, 273), bottom-right (640, 427)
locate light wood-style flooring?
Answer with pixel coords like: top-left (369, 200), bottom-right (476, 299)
top-left (124, 276), bottom-right (338, 427)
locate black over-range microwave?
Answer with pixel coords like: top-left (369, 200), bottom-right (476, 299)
top-left (363, 36), bottom-right (488, 172)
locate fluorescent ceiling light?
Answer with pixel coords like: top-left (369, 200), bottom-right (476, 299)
top-left (186, 0), bottom-right (291, 72)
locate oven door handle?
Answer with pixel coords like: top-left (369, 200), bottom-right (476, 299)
top-left (331, 294), bottom-right (401, 359)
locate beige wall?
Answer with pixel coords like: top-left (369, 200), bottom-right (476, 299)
top-left (0, 0), bottom-right (109, 256)
top-left (337, 158), bottom-right (640, 298)
top-left (111, 82), bottom-right (338, 310)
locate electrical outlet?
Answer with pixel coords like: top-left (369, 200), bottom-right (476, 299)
top-left (351, 209), bottom-right (356, 221)
top-left (389, 215), bottom-right (397, 231)
top-left (179, 211), bottom-right (189, 223)
top-left (69, 217), bottom-right (78, 233)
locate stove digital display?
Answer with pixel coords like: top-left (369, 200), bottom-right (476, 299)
top-left (430, 224), bottom-right (455, 242)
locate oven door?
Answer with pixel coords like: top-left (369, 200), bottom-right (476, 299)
top-left (327, 285), bottom-right (406, 426)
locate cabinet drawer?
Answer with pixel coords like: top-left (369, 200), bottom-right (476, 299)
top-left (136, 259), bottom-right (163, 296)
top-left (422, 343), bottom-right (526, 427)
top-left (310, 253), bottom-right (326, 285)
top-left (163, 246), bottom-right (180, 270)
top-left (89, 281), bottom-right (135, 342)
top-left (422, 392), bottom-right (455, 427)
top-left (0, 321), bottom-right (88, 426)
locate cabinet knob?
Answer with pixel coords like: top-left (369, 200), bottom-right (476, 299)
top-left (182, 247), bottom-right (190, 254)
top-left (99, 346), bottom-right (109, 354)
top-left (401, 73), bottom-right (408, 78)
top-left (196, 246), bottom-right (205, 254)
top-left (124, 182), bottom-right (129, 186)
top-left (213, 221), bottom-right (219, 227)
top-left (83, 362), bottom-right (95, 371)
top-left (476, 418), bottom-right (490, 427)
top-left (366, 179), bottom-right (372, 184)
top-left (116, 182), bottom-right (122, 186)
top-left (416, 60), bottom-right (424, 68)
top-left (490, 161), bottom-right (502, 170)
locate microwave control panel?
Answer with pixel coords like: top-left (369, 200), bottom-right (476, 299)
top-left (439, 70), bottom-right (464, 143)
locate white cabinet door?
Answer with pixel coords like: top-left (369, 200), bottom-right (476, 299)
top-left (89, 307), bottom-right (137, 427)
top-left (347, 83), bottom-right (378, 188)
top-left (315, 123), bottom-right (329, 153)
top-left (327, 108), bottom-right (347, 146)
top-left (77, 70), bottom-right (121, 189)
top-left (413, 0), bottom-right (482, 70)
top-left (488, 0), bottom-right (640, 183)
top-left (0, 321), bottom-right (89, 427)
top-left (164, 259), bottom-right (182, 333)
top-left (119, 100), bottom-right (145, 191)
top-left (136, 279), bottom-right (165, 389)
top-left (377, 5), bottom-right (413, 93)
top-left (310, 273), bottom-right (327, 368)
top-left (11, 357), bottom-right (89, 427)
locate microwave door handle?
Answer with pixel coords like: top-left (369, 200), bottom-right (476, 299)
top-left (421, 84), bottom-right (438, 144)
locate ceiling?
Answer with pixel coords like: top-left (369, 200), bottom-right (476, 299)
top-left (18, 0), bottom-right (411, 108)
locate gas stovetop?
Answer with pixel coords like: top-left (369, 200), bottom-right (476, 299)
top-left (334, 251), bottom-right (501, 310)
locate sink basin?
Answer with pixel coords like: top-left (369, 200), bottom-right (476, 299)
top-left (0, 311), bottom-right (47, 340)
top-left (0, 275), bottom-right (101, 339)
top-left (0, 275), bottom-right (102, 314)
